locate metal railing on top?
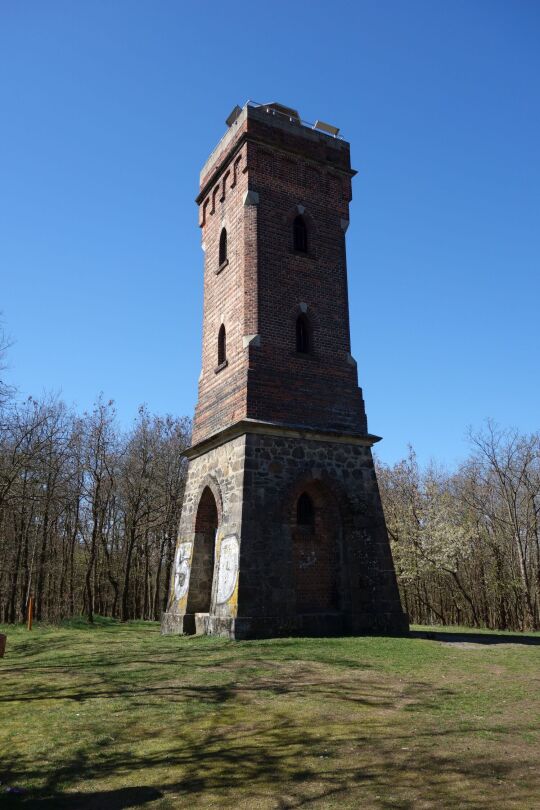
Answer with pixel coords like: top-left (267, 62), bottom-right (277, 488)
top-left (246, 100), bottom-right (344, 139)
top-left (201, 100), bottom-right (344, 181)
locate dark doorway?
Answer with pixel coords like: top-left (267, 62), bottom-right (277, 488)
top-left (186, 487), bottom-right (218, 616)
top-left (291, 483), bottom-right (340, 613)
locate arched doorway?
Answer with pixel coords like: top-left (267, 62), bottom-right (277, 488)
top-left (186, 486), bottom-right (218, 616)
top-left (291, 482), bottom-right (341, 614)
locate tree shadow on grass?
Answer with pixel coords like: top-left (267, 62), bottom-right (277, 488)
top-left (1, 676), bottom-right (537, 809)
top-left (1, 636), bottom-right (78, 659)
top-left (1, 721), bottom-right (534, 810)
top-left (0, 673), bottom-right (400, 710)
top-left (1, 787), bottom-right (162, 810)
top-left (410, 630), bottom-right (540, 646)
top-left (0, 647), bottom-right (380, 707)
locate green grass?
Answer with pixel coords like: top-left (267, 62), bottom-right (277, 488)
top-left (0, 620), bottom-right (539, 809)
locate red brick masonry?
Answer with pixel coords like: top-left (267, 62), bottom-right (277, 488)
top-left (192, 104), bottom-right (367, 445)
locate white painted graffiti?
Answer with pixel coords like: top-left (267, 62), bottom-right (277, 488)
top-left (173, 541), bottom-right (192, 601)
top-left (216, 535), bottom-right (239, 604)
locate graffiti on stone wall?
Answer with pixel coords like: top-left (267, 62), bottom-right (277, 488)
top-left (173, 541), bottom-right (193, 601)
top-left (216, 534), bottom-right (239, 604)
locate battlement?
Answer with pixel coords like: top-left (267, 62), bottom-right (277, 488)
top-left (199, 100), bottom-right (353, 197)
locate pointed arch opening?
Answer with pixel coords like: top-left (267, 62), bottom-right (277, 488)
top-left (219, 227), bottom-right (227, 266)
top-left (295, 314), bottom-right (311, 354)
top-left (296, 492), bottom-right (315, 528)
top-left (291, 482), bottom-right (341, 614)
top-left (186, 486), bottom-right (218, 618)
top-left (293, 215), bottom-right (308, 253)
top-left (218, 324), bottom-right (226, 366)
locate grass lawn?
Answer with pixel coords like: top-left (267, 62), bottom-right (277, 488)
top-left (0, 619), bottom-right (539, 809)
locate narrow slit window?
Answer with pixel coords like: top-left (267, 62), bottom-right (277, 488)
top-left (296, 315), bottom-right (310, 354)
top-left (293, 215), bottom-right (308, 253)
top-left (218, 324), bottom-right (226, 365)
top-left (219, 228), bottom-right (227, 266)
top-left (297, 493), bottom-right (315, 528)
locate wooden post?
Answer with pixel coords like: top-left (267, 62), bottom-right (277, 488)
top-left (27, 595), bottom-right (33, 631)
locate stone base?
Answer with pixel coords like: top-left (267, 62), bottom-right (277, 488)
top-left (162, 610), bottom-right (409, 640)
top-left (232, 612), bottom-right (409, 640)
top-left (163, 427), bottom-right (409, 641)
top-left (161, 612), bottom-right (191, 635)
top-left (194, 612), bottom-right (235, 636)
top-left (160, 612), bottom-right (236, 638)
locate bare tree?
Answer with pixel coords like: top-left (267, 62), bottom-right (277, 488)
top-left (0, 387), bottom-right (190, 625)
top-left (0, 319), bottom-right (15, 412)
top-left (377, 423), bottom-right (540, 631)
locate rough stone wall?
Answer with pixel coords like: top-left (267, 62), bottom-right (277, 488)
top-left (162, 430), bottom-right (407, 638)
top-left (234, 432), bottom-right (407, 638)
top-left (162, 435), bottom-right (246, 635)
top-left (292, 491), bottom-right (340, 614)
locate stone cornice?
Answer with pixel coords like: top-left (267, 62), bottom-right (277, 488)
top-left (184, 419), bottom-right (382, 460)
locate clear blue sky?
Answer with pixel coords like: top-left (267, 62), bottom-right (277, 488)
top-left (1, 1), bottom-right (539, 466)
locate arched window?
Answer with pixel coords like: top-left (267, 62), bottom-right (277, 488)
top-left (293, 215), bottom-right (308, 253)
top-left (219, 228), bottom-right (227, 266)
top-left (297, 492), bottom-right (315, 529)
top-left (296, 315), bottom-right (310, 354)
top-left (218, 324), bottom-right (226, 366)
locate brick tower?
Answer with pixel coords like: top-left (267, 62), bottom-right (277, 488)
top-left (162, 101), bottom-right (408, 638)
